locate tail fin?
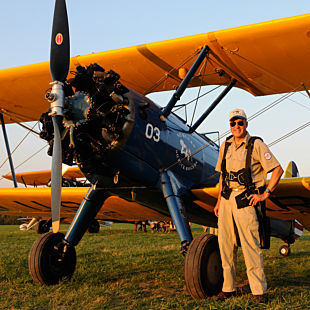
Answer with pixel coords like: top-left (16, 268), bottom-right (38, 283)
top-left (284, 161), bottom-right (299, 178)
top-left (294, 220), bottom-right (303, 239)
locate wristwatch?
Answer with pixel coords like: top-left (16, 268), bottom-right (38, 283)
top-left (265, 188), bottom-right (272, 194)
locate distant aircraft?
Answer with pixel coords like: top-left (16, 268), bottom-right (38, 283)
top-left (0, 0), bottom-right (310, 299)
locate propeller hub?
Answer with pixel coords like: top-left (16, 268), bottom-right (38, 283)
top-left (48, 81), bottom-right (65, 117)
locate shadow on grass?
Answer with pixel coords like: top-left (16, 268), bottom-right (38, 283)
top-left (298, 235), bottom-right (310, 241)
top-left (267, 258), bottom-right (310, 288)
top-left (287, 250), bottom-right (310, 257)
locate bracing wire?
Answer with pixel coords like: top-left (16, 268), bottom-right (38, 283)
top-left (190, 57), bottom-right (208, 127)
top-left (143, 48), bottom-right (202, 95)
top-left (173, 85), bottom-right (221, 113)
top-left (0, 121), bottom-right (40, 170)
top-left (164, 86), bottom-right (310, 171)
top-left (217, 90), bottom-right (300, 142)
top-left (0, 144), bottom-right (48, 181)
top-left (268, 121), bottom-right (310, 147)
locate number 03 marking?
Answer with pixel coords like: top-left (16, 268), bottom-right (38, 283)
top-left (145, 123), bottom-right (160, 142)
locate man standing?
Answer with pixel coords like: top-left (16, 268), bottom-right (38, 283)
top-left (214, 109), bottom-right (283, 303)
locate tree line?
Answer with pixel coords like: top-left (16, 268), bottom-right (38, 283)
top-left (0, 215), bottom-right (19, 225)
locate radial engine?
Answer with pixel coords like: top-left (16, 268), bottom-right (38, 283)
top-left (40, 64), bottom-right (135, 174)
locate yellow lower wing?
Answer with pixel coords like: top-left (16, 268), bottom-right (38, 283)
top-left (0, 188), bottom-right (170, 222)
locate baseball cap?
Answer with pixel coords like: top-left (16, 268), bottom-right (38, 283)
top-left (229, 109), bottom-right (247, 121)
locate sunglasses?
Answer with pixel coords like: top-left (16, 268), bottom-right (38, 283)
top-left (230, 120), bottom-right (245, 127)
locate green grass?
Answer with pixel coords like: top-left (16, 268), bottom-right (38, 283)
top-left (1, 224), bottom-right (310, 309)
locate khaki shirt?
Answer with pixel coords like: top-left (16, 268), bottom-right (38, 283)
top-left (215, 133), bottom-right (280, 189)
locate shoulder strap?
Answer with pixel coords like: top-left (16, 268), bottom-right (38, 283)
top-left (245, 136), bottom-right (263, 169)
top-left (221, 135), bottom-right (233, 173)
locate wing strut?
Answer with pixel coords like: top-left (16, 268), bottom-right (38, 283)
top-left (162, 45), bottom-right (210, 117)
top-left (0, 113), bottom-right (18, 188)
top-left (189, 79), bottom-right (237, 133)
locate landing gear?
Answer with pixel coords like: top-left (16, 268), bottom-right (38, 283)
top-left (28, 186), bottom-right (109, 286)
top-left (87, 219), bottom-right (100, 233)
top-left (279, 244), bottom-right (291, 256)
top-left (36, 219), bottom-right (51, 234)
top-left (29, 232), bottom-right (76, 285)
top-left (184, 234), bottom-right (223, 299)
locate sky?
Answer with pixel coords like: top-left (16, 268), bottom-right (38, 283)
top-left (0, 0), bottom-right (309, 187)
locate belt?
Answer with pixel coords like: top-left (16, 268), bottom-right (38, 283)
top-left (231, 186), bottom-right (265, 193)
top-left (232, 188), bottom-right (243, 192)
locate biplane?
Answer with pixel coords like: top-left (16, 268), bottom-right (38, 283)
top-left (0, 0), bottom-right (310, 299)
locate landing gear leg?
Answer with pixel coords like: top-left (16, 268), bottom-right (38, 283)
top-left (161, 171), bottom-right (223, 299)
top-left (161, 171), bottom-right (193, 254)
top-left (28, 185), bottom-right (110, 285)
top-left (62, 186), bottom-right (110, 246)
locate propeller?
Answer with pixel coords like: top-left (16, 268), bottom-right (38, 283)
top-left (48, 0), bottom-right (70, 233)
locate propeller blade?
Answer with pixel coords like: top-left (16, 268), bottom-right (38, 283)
top-left (51, 116), bottom-right (63, 233)
top-left (49, 0), bottom-right (70, 233)
top-left (50, 0), bottom-right (70, 82)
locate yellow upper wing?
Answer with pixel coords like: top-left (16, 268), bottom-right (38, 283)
top-left (1, 14), bottom-right (310, 123)
top-left (192, 176), bottom-right (310, 230)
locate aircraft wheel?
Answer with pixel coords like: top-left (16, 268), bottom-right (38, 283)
top-left (184, 234), bottom-right (223, 299)
top-left (36, 220), bottom-right (50, 234)
top-left (29, 232), bottom-right (76, 285)
top-left (87, 219), bottom-right (100, 233)
top-left (279, 244), bottom-right (291, 256)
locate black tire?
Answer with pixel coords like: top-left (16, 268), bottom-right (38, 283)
top-left (279, 244), bottom-right (291, 256)
top-left (36, 220), bottom-right (49, 234)
top-left (29, 232), bottom-right (76, 285)
top-left (184, 234), bottom-right (223, 299)
top-left (87, 220), bottom-right (100, 233)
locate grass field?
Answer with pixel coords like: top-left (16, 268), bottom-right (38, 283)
top-left (0, 224), bottom-right (310, 309)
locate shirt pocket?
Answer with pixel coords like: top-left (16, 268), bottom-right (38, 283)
top-left (237, 150), bottom-right (247, 161)
top-left (226, 149), bottom-right (232, 159)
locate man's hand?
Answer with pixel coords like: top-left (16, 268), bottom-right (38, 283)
top-left (214, 175), bottom-right (222, 217)
top-left (248, 165), bottom-right (283, 206)
top-left (248, 192), bottom-right (269, 206)
top-left (214, 200), bottom-right (220, 217)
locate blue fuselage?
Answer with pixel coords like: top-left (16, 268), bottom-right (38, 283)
top-left (81, 89), bottom-right (219, 224)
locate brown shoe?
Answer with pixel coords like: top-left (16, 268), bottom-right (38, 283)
top-left (253, 294), bottom-right (268, 303)
top-left (214, 291), bottom-right (237, 300)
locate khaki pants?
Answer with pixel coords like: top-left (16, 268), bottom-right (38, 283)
top-left (218, 191), bottom-right (267, 295)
